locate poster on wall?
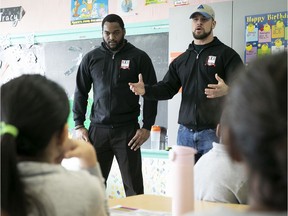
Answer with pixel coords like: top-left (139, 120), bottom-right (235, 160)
top-left (145, 0), bottom-right (167, 5)
top-left (118, 0), bottom-right (138, 15)
top-left (0, 6), bottom-right (25, 27)
top-left (244, 11), bottom-right (287, 64)
top-left (71, 0), bottom-right (108, 25)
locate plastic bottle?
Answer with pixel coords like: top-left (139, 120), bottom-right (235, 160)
top-left (169, 145), bottom-right (196, 216)
top-left (160, 127), bottom-right (167, 150)
top-left (164, 134), bottom-right (168, 149)
top-left (150, 125), bottom-right (161, 150)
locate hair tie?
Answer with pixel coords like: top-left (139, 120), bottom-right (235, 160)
top-left (0, 122), bottom-right (19, 137)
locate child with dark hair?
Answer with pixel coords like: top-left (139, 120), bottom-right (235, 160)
top-left (186, 51), bottom-right (287, 215)
top-left (1, 74), bottom-right (109, 216)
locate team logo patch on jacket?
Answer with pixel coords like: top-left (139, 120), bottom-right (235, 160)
top-left (206, 56), bottom-right (216, 67)
top-left (121, 60), bottom-right (130, 69)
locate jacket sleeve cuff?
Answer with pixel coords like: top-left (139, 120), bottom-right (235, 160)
top-left (142, 124), bottom-right (152, 131)
top-left (75, 125), bottom-right (85, 130)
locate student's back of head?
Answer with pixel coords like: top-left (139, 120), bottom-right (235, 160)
top-left (222, 51), bottom-right (287, 211)
top-left (1, 74), bottom-right (70, 215)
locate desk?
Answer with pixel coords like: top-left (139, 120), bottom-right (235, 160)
top-left (109, 194), bottom-right (249, 212)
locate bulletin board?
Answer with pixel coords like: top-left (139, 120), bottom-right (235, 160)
top-left (233, 0), bottom-right (287, 61)
top-left (244, 11), bottom-right (287, 64)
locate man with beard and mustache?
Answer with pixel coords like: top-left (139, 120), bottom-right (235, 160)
top-left (129, 4), bottom-right (243, 163)
top-left (73, 14), bottom-right (158, 196)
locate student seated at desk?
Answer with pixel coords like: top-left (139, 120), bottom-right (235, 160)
top-left (194, 123), bottom-right (248, 204)
top-left (186, 51), bottom-right (287, 216)
top-left (1, 74), bottom-right (109, 216)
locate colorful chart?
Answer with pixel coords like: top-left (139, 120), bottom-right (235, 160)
top-left (245, 11), bottom-right (287, 64)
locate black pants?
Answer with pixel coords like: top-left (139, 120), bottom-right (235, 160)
top-left (89, 124), bottom-right (144, 196)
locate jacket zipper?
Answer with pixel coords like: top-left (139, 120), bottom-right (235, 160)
top-left (108, 53), bottom-right (116, 122)
top-left (193, 48), bottom-right (205, 129)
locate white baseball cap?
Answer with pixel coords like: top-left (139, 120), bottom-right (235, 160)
top-left (190, 4), bottom-right (215, 20)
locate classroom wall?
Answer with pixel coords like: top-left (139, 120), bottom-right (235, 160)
top-left (1, 0), bottom-right (230, 35)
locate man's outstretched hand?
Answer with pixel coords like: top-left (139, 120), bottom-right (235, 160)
top-left (129, 74), bottom-right (146, 96)
top-left (205, 73), bottom-right (229, 98)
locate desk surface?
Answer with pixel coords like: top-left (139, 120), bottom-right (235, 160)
top-left (109, 194), bottom-right (248, 212)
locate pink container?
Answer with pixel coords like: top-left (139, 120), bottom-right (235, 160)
top-left (169, 145), bottom-right (197, 216)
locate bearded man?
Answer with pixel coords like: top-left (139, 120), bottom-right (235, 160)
top-left (129, 4), bottom-right (243, 163)
top-left (73, 14), bottom-right (158, 196)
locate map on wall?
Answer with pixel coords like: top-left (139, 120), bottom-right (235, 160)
top-left (70, 0), bottom-right (108, 25)
top-left (244, 11), bottom-right (287, 64)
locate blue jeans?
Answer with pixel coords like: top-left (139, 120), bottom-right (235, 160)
top-left (177, 125), bottom-right (218, 163)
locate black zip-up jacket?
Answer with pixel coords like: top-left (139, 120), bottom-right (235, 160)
top-left (73, 40), bottom-right (158, 130)
top-left (145, 37), bottom-right (243, 131)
